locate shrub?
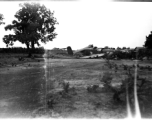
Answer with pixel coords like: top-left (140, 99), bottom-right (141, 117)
top-left (100, 71), bottom-right (125, 102)
top-left (62, 81), bottom-right (70, 93)
top-left (47, 98), bottom-right (56, 109)
top-left (87, 85), bottom-right (99, 93)
top-left (18, 57), bottom-right (25, 61)
top-left (101, 66), bottom-right (152, 114)
top-left (100, 72), bottom-right (113, 85)
top-left (47, 93), bottom-right (60, 109)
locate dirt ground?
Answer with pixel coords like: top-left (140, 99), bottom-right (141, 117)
top-left (0, 55), bottom-right (152, 118)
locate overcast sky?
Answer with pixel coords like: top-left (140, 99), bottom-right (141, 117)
top-left (0, 0), bottom-right (152, 50)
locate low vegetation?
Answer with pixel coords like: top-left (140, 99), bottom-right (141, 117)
top-left (101, 60), bottom-right (152, 116)
top-left (1, 54), bottom-right (152, 118)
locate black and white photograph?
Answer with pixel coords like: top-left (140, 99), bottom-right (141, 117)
top-left (0, 0), bottom-right (152, 119)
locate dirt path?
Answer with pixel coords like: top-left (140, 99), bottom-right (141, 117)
top-left (0, 64), bottom-right (46, 118)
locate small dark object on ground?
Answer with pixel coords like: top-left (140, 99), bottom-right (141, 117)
top-left (62, 81), bottom-right (70, 93)
top-left (132, 64), bottom-right (135, 68)
top-left (12, 63), bottom-right (17, 67)
top-left (18, 57), bottom-right (25, 61)
top-left (113, 91), bottom-right (122, 102)
top-left (69, 86), bottom-right (77, 95)
top-left (31, 55), bottom-right (35, 59)
top-left (47, 98), bottom-right (55, 109)
top-left (87, 85), bottom-right (99, 93)
top-left (123, 65), bottom-right (128, 70)
top-left (59, 90), bottom-right (71, 98)
top-left (137, 64), bottom-right (140, 68)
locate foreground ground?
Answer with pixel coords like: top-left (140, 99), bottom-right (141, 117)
top-left (0, 54), bottom-right (152, 118)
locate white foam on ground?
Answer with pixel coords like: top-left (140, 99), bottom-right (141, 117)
top-left (134, 61), bottom-right (141, 119)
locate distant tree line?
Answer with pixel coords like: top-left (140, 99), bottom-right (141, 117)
top-left (0, 13), bottom-right (4, 25)
top-left (110, 49), bottom-right (152, 60)
top-left (0, 47), bottom-right (45, 54)
top-left (112, 51), bottom-right (136, 59)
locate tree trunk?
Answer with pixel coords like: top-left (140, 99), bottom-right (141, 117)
top-left (26, 43), bottom-right (31, 58)
top-left (26, 43), bottom-right (29, 50)
top-left (31, 40), bottom-right (35, 50)
top-left (26, 41), bottom-right (35, 58)
top-left (28, 41), bottom-right (35, 58)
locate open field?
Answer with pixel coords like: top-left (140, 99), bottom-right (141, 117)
top-left (44, 59), bottom-right (152, 118)
top-left (0, 55), bottom-right (152, 118)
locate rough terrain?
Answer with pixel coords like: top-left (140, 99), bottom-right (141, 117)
top-left (0, 55), bottom-right (152, 118)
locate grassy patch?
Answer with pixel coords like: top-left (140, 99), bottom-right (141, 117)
top-left (1, 57), bottom-right (152, 118)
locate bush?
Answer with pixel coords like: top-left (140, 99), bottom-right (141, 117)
top-left (47, 93), bottom-right (60, 109)
top-left (47, 97), bottom-right (56, 109)
top-left (100, 72), bottom-right (125, 102)
top-left (101, 72), bottom-right (113, 85)
top-left (59, 81), bottom-right (77, 98)
top-left (87, 85), bottom-right (99, 93)
top-left (62, 81), bottom-right (70, 93)
top-left (101, 64), bottom-right (152, 114)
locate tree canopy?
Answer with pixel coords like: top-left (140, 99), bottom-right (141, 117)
top-left (0, 14), bottom-right (4, 25)
top-left (3, 3), bottom-right (58, 49)
top-left (145, 31), bottom-right (152, 49)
